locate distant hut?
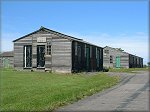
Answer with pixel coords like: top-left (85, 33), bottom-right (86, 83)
top-left (103, 46), bottom-right (143, 68)
top-left (0, 51), bottom-right (14, 68)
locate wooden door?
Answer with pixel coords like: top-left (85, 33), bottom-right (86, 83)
top-left (37, 45), bottom-right (45, 67)
top-left (116, 56), bottom-right (120, 68)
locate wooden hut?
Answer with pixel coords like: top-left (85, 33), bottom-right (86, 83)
top-left (13, 26), bottom-right (103, 73)
top-left (103, 46), bottom-right (143, 68)
top-left (0, 51), bottom-right (14, 68)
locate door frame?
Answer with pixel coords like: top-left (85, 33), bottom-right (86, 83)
top-left (37, 45), bottom-right (45, 68)
top-left (116, 56), bottom-right (120, 68)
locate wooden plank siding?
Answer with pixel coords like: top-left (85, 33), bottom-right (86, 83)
top-left (51, 36), bottom-right (72, 73)
top-left (129, 54), bottom-right (143, 68)
top-left (103, 46), bottom-right (129, 68)
top-left (13, 27), bottom-right (104, 73)
top-left (0, 56), bottom-right (14, 68)
top-left (14, 35), bottom-right (32, 70)
top-left (120, 55), bottom-right (129, 68)
top-left (32, 32), bottom-right (48, 69)
top-left (104, 46), bottom-right (143, 68)
top-left (13, 29), bottom-right (72, 73)
top-left (72, 41), bottom-right (103, 72)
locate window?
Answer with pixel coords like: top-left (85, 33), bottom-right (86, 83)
top-left (104, 50), bottom-right (109, 54)
top-left (24, 45), bottom-right (32, 67)
top-left (47, 41), bottom-right (51, 55)
top-left (110, 55), bottom-right (113, 63)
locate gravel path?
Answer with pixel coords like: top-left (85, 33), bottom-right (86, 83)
top-left (56, 71), bottom-right (149, 112)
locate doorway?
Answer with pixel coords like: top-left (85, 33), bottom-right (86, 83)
top-left (3, 58), bottom-right (10, 68)
top-left (86, 47), bottom-right (90, 71)
top-left (37, 45), bottom-right (45, 67)
top-left (24, 45), bottom-right (32, 67)
top-left (116, 56), bottom-right (120, 68)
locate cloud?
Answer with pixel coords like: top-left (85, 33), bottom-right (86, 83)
top-left (1, 31), bottom-right (148, 64)
top-left (135, 32), bottom-right (146, 36)
top-left (66, 31), bottom-right (148, 64)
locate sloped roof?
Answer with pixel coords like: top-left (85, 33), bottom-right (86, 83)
top-left (13, 26), bottom-right (103, 48)
top-left (13, 26), bottom-right (83, 42)
top-left (104, 46), bottom-right (143, 58)
top-left (0, 51), bottom-right (14, 57)
top-left (104, 46), bottom-right (129, 54)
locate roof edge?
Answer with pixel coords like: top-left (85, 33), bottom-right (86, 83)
top-left (13, 28), bottom-right (42, 42)
top-left (13, 26), bottom-right (83, 42)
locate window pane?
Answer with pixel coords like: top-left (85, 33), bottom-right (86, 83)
top-left (110, 55), bottom-right (113, 63)
top-left (47, 41), bottom-right (51, 55)
top-left (104, 50), bottom-right (109, 54)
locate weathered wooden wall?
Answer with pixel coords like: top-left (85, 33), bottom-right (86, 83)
top-left (129, 54), bottom-right (143, 68)
top-left (103, 46), bottom-right (143, 68)
top-left (32, 30), bottom-right (51, 70)
top-left (14, 35), bottom-right (32, 70)
top-left (0, 57), bottom-right (14, 68)
top-left (103, 47), bottom-right (129, 68)
top-left (51, 35), bottom-right (72, 73)
top-left (72, 41), bottom-right (103, 72)
top-left (13, 29), bottom-right (72, 73)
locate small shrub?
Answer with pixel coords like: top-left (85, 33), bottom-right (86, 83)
top-left (103, 67), bottom-right (109, 72)
top-left (143, 65), bottom-right (147, 68)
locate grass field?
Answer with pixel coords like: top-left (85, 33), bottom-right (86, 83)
top-left (109, 67), bottom-right (149, 73)
top-left (0, 69), bottom-right (119, 111)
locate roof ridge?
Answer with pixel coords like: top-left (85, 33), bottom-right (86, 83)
top-left (41, 26), bottom-right (83, 41)
top-left (13, 26), bottom-right (83, 42)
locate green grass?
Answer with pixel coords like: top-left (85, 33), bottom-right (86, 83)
top-left (0, 69), bottom-right (119, 111)
top-left (109, 67), bottom-right (149, 73)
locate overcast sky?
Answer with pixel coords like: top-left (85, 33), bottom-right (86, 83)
top-left (1, 1), bottom-right (149, 64)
